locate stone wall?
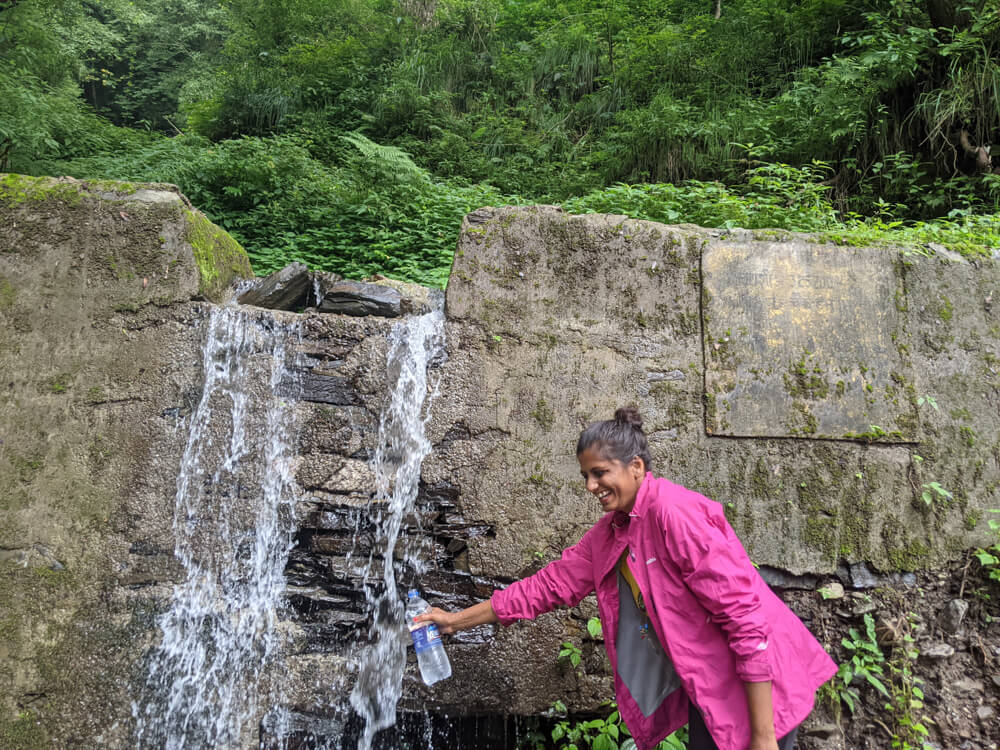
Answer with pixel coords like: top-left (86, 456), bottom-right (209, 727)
top-left (438, 206), bottom-right (998, 579)
top-left (284, 205), bottom-right (1000, 736)
top-left (0, 175), bottom-right (252, 746)
top-left (410, 205), bottom-right (1000, 724)
top-left (2, 180), bottom-right (997, 747)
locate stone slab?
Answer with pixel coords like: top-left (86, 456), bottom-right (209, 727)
top-left (702, 242), bottom-right (919, 440)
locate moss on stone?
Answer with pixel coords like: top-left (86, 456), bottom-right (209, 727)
top-left (85, 178), bottom-right (141, 195)
top-left (0, 275), bottom-right (14, 310)
top-left (0, 710), bottom-right (47, 749)
top-left (803, 517), bottom-right (838, 563)
top-left (0, 174), bottom-right (82, 206)
top-left (531, 398), bottom-right (555, 431)
top-left (181, 209), bottom-right (253, 302)
top-left (784, 350), bottom-right (830, 400)
top-left (887, 539), bottom-right (932, 570)
top-left (964, 509), bottom-right (982, 530)
top-left (938, 296), bottom-right (953, 321)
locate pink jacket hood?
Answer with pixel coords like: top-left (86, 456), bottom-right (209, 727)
top-left (491, 474), bottom-right (837, 750)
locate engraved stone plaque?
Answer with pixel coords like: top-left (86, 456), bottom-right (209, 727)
top-left (702, 242), bottom-right (918, 440)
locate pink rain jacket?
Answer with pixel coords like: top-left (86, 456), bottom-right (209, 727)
top-left (491, 474), bottom-right (837, 750)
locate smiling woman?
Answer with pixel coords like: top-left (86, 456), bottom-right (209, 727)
top-left (416, 407), bottom-right (836, 750)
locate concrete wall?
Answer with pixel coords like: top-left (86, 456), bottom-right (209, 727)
top-left (2, 181), bottom-right (997, 746)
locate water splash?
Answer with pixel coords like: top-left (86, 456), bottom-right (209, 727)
top-left (349, 301), bottom-right (446, 748)
top-left (132, 305), bottom-right (300, 749)
top-left (313, 275), bottom-right (325, 307)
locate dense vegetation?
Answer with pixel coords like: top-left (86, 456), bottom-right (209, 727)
top-left (3, 0), bottom-right (999, 285)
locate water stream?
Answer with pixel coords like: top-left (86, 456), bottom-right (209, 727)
top-left (132, 305), bottom-right (301, 749)
top-left (349, 301), bottom-right (446, 748)
top-left (131, 294), bottom-right (446, 748)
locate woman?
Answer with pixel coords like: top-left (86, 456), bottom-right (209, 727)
top-left (416, 407), bottom-right (837, 750)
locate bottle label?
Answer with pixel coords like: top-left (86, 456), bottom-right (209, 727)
top-left (409, 619), bottom-right (442, 654)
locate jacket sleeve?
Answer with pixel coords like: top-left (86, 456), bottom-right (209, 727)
top-left (660, 495), bottom-right (775, 682)
top-left (490, 525), bottom-right (597, 626)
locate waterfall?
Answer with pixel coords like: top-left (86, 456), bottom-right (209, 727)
top-left (349, 302), bottom-right (445, 748)
top-left (132, 305), bottom-right (301, 749)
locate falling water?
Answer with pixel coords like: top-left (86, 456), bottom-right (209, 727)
top-left (132, 305), bottom-right (300, 749)
top-left (349, 300), bottom-right (446, 748)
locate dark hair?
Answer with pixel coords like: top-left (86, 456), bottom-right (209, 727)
top-left (576, 406), bottom-right (653, 473)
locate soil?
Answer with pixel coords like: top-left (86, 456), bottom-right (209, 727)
top-left (787, 557), bottom-right (1000, 750)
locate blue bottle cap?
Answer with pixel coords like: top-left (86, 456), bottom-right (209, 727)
top-left (408, 589), bottom-right (419, 598)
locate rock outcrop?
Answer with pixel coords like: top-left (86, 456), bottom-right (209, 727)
top-left (0, 174), bottom-right (252, 746)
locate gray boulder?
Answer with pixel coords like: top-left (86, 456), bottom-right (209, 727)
top-left (317, 277), bottom-right (405, 317)
top-left (238, 262), bottom-right (312, 310)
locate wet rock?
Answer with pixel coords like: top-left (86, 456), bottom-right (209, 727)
top-left (118, 554), bottom-right (185, 586)
top-left (837, 561), bottom-right (917, 590)
top-left (316, 278), bottom-right (405, 317)
top-left (977, 705), bottom-right (995, 722)
top-left (922, 642), bottom-right (956, 659)
top-left (758, 566), bottom-right (819, 590)
top-left (297, 455), bottom-right (374, 493)
top-left (365, 275), bottom-right (439, 315)
top-left (287, 372), bottom-right (359, 405)
top-left (938, 598), bottom-right (969, 634)
top-left (238, 262), bottom-right (312, 310)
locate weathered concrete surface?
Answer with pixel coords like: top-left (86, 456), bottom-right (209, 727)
top-left (418, 205), bottom-right (999, 716)
top-left (703, 242), bottom-right (916, 440)
top-left (0, 174), bottom-right (252, 747)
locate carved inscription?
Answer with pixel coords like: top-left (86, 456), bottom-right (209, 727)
top-left (702, 242), bottom-right (918, 440)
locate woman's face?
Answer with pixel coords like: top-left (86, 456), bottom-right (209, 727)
top-left (578, 445), bottom-right (645, 514)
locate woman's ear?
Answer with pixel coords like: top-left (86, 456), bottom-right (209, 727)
top-left (630, 456), bottom-right (645, 479)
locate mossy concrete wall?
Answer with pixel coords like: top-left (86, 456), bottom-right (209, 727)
top-left (0, 174), bottom-right (251, 747)
top-left (436, 205), bottom-right (998, 578)
top-left (415, 205), bottom-right (999, 716)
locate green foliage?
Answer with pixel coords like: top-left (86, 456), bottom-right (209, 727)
top-left (545, 701), bottom-right (688, 750)
top-left (59, 131), bottom-right (506, 286)
top-left (884, 615), bottom-right (933, 750)
top-left (563, 160), bottom-right (839, 232)
top-left (558, 641), bottom-right (582, 670)
top-left (831, 613), bottom-right (889, 714)
top-left (973, 510), bottom-right (1000, 583)
top-left (11, 0), bottom-right (1000, 285)
top-left (586, 617), bottom-right (603, 639)
top-left (920, 482), bottom-right (953, 506)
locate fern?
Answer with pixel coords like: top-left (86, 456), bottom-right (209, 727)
top-left (339, 131), bottom-right (429, 188)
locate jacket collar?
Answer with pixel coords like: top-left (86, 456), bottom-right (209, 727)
top-left (611, 471), bottom-right (654, 527)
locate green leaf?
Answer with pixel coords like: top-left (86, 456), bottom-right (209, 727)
top-left (587, 617), bottom-right (603, 639)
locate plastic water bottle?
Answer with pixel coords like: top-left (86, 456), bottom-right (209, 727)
top-left (404, 589), bottom-right (452, 685)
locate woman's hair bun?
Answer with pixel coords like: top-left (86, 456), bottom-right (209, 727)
top-left (614, 405), bottom-right (643, 430)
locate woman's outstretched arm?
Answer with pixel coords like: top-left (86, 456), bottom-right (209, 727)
top-left (745, 681), bottom-right (780, 750)
top-left (414, 600), bottom-right (498, 634)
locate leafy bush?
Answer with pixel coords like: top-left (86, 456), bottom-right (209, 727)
top-left (57, 131), bottom-right (509, 287)
top-left (563, 161), bottom-right (839, 232)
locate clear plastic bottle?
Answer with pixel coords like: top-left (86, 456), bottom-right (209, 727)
top-left (404, 589), bottom-right (452, 685)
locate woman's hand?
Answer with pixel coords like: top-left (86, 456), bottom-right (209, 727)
top-left (413, 599), bottom-right (498, 635)
top-left (414, 607), bottom-right (460, 635)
